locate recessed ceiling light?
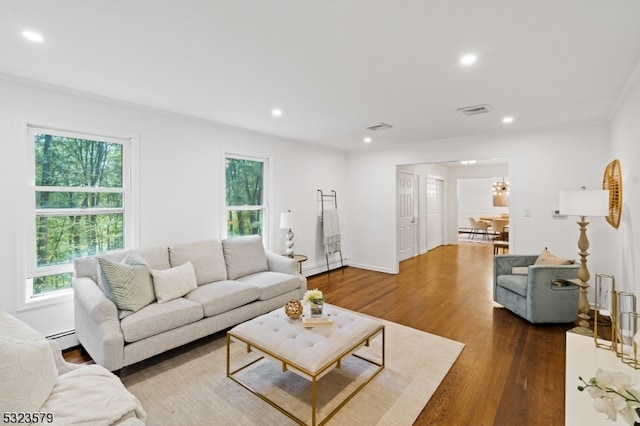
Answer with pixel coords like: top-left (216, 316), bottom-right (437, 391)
top-left (460, 54), bottom-right (477, 66)
top-left (502, 116), bottom-right (514, 124)
top-left (22, 30), bottom-right (44, 43)
top-left (363, 137), bottom-right (372, 143)
top-left (460, 160), bottom-right (476, 165)
top-left (271, 108), bottom-right (283, 117)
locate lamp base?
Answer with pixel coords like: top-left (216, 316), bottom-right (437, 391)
top-left (285, 229), bottom-right (294, 257)
top-left (569, 316), bottom-right (593, 336)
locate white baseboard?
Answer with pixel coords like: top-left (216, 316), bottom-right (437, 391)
top-left (47, 330), bottom-right (78, 350)
top-left (346, 262), bottom-right (397, 275)
top-left (302, 257), bottom-right (349, 276)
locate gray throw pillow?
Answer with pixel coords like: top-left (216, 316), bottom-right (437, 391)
top-left (97, 253), bottom-right (156, 319)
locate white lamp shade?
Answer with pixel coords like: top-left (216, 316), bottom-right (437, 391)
top-left (279, 211), bottom-right (297, 229)
top-left (559, 190), bottom-right (609, 217)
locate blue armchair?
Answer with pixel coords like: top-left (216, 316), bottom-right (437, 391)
top-left (493, 254), bottom-right (580, 323)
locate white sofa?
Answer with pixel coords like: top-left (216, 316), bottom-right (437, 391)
top-left (73, 235), bottom-right (307, 372)
top-left (0, 311), bottom-right (145, 425)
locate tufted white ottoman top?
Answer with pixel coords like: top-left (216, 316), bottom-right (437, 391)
top-left (228, 303), bottom-right (384, 380)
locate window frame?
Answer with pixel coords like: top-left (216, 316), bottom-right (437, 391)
top-left (223, 153), bottom-right (270, 246)
top-left (22, 124), bottom-right (137, 309)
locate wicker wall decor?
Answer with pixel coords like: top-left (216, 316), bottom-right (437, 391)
top-left (603, 159), bottom-right (622, 228)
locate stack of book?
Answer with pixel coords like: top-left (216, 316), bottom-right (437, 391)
top-left (302, 316), bottom-right (333, 327)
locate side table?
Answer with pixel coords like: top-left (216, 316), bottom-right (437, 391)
top-left (565, 331), bottom-right (640, 424)
top-left (292, 254), bottom-right (307, 274)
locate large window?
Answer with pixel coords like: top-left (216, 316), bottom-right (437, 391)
top-left (26, 126), bottom-right (132, 300)
top-left (225, 155), bottom-right (269, 239)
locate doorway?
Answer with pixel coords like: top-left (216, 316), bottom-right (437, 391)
top-left (426, 176), bottom-right (444, 251)
top-left (396, 158), bottom-right (509, 263)
top-left (397, 171), bottom-right (418, 261)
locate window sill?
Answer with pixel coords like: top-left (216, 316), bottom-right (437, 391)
top-left (17, 288), bottom-right (73, 312)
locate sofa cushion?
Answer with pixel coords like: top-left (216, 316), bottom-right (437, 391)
top-left (0, 335), bottom-right (57, 412)
top-left (496, 275), bottom-right (528, 297)
top-left (134, 246), bottom-right (171, 270)
top-left (119, 298), bottom-right (204, 343)
top-left (169, 240), bottom-right (227, 285)
top-left (151, 261), bottom-right (198, 303)
top-left (222, 235), bottom-right (268, 280)
top-left (185, 281), bottom-right (259, 317)
top-left (236, 271), bottom-right (301, 300)
top-left (98, 254), bottom-right (156, 319)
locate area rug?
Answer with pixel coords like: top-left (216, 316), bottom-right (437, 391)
top-left (458, 234), bottom-right (494, 244)
top-left (121, 316), bottom-right (464, 425)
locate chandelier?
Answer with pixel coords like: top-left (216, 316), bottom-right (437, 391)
top-left (492, 179), bottom-right (509, 206)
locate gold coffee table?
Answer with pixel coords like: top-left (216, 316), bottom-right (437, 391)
top-left (226, 304), bottom-right (385, 426)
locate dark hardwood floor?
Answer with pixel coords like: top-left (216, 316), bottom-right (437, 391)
top-left (310, 242), bottom-right (571, 425)
top-left (64, 242), bottom-right (572, 425)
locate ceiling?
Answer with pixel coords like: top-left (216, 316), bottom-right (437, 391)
top-left (2, 1), bottom-right (640, 151)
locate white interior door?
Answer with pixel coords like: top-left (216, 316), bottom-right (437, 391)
top-left (398, 171), bottom-right (417, 261)
top-left (426, 176), bottom-right (444, 251)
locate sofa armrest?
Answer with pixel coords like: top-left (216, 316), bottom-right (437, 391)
top-left (265, 250), bottom-right (308, 298)
top-left (47, 339), bottom-right (83, 375)
top-left (528, 263), bottom-right (580, 286)
top-left (527, 264), bottom-right (580, 294)
top-left (265, 250), bottom-right (298, 275)
top-left (72, 276), bottom-right (125, 371)
top-left (527, 264), bottom-right (580, 322)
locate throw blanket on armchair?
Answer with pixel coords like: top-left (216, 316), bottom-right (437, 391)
top-left (322, 208), bottom-right (341, 255)
top-left (39, 365), bottom-right (146, 425)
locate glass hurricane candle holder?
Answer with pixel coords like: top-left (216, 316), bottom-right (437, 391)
top-left (615, 291), bottom-right (638, 366)
top-left (594, 274), bottom-right (616, 350)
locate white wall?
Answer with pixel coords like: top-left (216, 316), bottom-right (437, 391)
top-left (609, 70), bottom-right (640, 295)
top-left (458, 177), bottom-right (508, 227)
top-left (0, 76), bottom-right (347, 337)
top-left (453, 164), bottom-right (510, 229)
top-left (347, 124), bottom-right (611, 276)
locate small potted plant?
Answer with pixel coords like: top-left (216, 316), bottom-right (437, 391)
top-left (303, 288), bottom-right (324, 317)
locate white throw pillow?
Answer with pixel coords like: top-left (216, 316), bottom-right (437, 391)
top-left (151, 261), bottom-right (198, 303)
top-left (0, 336), bottom-right (57, 412)
top-left (511, 267), bottom-right (529, 275)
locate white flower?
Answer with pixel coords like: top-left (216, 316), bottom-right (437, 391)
top-left (303, 288), bottom-right (323, 305)
top-left (579, 369), bottom-right (640, 425)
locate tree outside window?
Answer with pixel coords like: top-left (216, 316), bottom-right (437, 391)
top-left (225, 156), bottom-right (268, 238)
top-left (29, 128), bottom-right (130, 297)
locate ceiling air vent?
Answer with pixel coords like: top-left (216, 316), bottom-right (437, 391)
top-left (364, 122), bottom-right (393, 131)
top-left (457, 104), bottom-right (492, 116)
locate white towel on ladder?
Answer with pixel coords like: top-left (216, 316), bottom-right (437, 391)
top-left (322, 208), bottom-right (341, 255)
